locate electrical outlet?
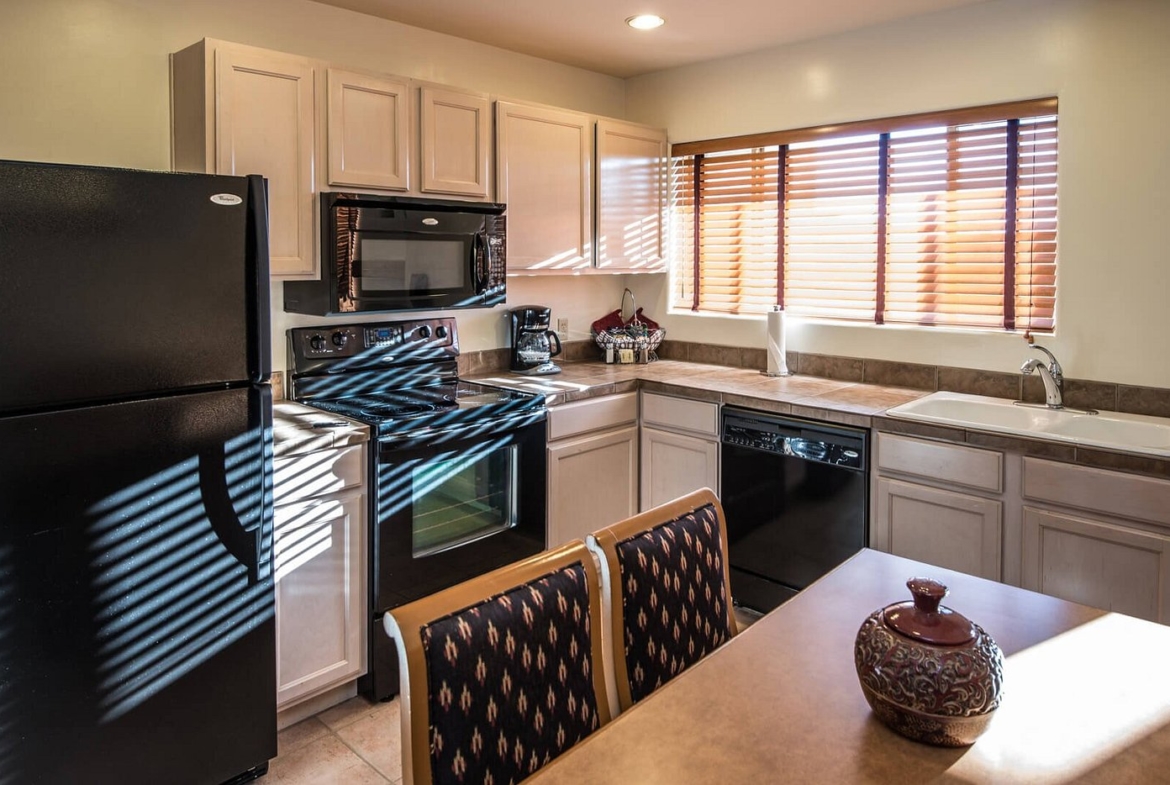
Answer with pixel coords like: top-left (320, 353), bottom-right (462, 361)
top-left (557, 318), bottom-right (569, 336)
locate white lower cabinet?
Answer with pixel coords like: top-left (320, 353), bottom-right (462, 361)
top-left (638, 392), bottom-right (720, 511)
top-left (641, 427), bottom-right (719, 511)
top-left (874, 431), bottom-right (1170, 626)
top-left (872, 433), bottom-right (1005, 581)
top-left (546, 394), bottom-right (638, 547)
top-left (1020, 457), bottom-right (1170, 625)
top-left (1021, 506), bottom-right (1170, 624)
top-left (273, 445), bottom-right (367, 710)
top-left (874, 477), bottom-right (1002, 581)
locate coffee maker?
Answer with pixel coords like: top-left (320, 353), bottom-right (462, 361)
top-left (510, 305), bottom-right (562, 375)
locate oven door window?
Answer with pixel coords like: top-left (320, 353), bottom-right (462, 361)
top-left (409, 442), bottom-right (517, 558)
top-left (356, 234), bottom-right (472, 297)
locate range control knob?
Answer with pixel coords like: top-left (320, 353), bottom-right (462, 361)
top-left (331, 331), bottom-right (348, 348)
top-left (309, 334), bottom-right (327, 351)
top-left (435, 324), bottom-right (449, 339)
top-left (417, 324), bottom-right (432, 339)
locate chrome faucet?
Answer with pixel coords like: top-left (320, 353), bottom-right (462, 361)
top-left (1021, 345), bottom-right (1063, 409)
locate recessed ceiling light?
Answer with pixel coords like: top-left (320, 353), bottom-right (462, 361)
top-left (626, 14), bottom-right (665, 31)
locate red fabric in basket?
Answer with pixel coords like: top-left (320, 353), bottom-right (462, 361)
top-left (591, 308), bottom-right (661, 333)
top-left (591, 309), bottom-right (625, 333)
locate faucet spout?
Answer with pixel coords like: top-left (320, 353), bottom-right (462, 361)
top-left (1021, 346), bottom-right (1064, 409)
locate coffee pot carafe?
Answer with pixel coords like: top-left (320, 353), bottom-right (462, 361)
top-left (510, 305), bottom-right (562, 375)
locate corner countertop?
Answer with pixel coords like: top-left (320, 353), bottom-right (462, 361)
top-left (273, 401), bottom-right (370, 459)
top-left (467, 360), bottom-right (927, 429)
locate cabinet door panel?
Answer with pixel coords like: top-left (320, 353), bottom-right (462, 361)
top-left (641, 426), bottom-right (718, 511)
top-left (596, 120), bottom-right (667, 272)
top-left (215, 47), bottom-right (315, 277)
top-left (547, 426), bottom-right (638, 547)
top-left (275, 491), bottom-right (366, 708)
top-left (875, 478), bottom-right (1002, 581)
top-left (422, 87), bottom-right (490, 197)
top-left (496, 101), bottom-right (592, 272)
top-left (327, 69), bottom-right (410, 190)
top-left (1022, 506), bottom-right (1170, 624)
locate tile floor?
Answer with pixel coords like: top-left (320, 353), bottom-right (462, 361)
top-left (269, 696), bottom-right (403, 784)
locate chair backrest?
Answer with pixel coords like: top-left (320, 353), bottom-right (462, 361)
top-left (586, 488), bottom-right (737, 712)
top-left (384, 540), bottom-right (612, 785)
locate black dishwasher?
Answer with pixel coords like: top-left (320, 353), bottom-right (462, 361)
top-left (721, 407), bottom-right (868, 613)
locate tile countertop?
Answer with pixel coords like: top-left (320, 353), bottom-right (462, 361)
top-left (273, 401), bottom-right (370, 459)
top-left (468, 359), bottom-right (927, 429)
top-left (469, 360), bottom-right (1170, 477)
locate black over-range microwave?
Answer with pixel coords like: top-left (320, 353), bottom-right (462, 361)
top-left (283, 193), bottom-right (506, 315)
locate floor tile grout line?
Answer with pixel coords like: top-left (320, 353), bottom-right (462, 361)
top-left (329, 723), bottom-right (396, 783)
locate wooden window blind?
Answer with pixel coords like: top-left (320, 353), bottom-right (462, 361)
top-left (670, 99), bottom-right (1058, 331)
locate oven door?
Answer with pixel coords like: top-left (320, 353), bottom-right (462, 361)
top-left (372, 412), bottom-right (547, 611)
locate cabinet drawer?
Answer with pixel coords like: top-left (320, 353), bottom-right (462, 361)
top-left (548, 393), bottom-right (637, 441)
top-left (1023, 458), bottom-right (1170, 527)
top-left (876, 432), bottom-right (1002, 493)
top-left (641, 392), bottom-right (718, 436)
top-left (274, 445), bottom-right (366, 505)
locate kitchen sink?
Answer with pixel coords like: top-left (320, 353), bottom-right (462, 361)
top-left (884, 391), bottom-right (1170, 458)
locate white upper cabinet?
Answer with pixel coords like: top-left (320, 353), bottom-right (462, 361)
top-left (496, 101), bottom-right (594, 273)
top-left (596, 119), bottom-right (668, 273)
top-left (171, 39), bottom-right (317, 279)
top-left (326, 69), bottom-right (411, 191)
top-left (421, 87), bottom-right (491, 198)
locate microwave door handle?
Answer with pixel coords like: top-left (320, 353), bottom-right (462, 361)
top-left (472, 232), bottom-right (488, 290)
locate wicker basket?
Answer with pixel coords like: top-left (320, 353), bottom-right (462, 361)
top-left (591, 288), bottom-right (665, 362)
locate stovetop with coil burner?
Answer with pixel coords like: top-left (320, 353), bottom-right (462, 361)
top-left (287, 317), bottom-right (545, 436)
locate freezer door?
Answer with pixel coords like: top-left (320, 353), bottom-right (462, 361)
top-left (0, 160), bottom-right (270, 413)
top-left (0, 386), bottom-right (275, 785)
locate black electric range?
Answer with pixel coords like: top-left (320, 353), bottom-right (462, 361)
top-left (286, 317), bottom-right (548, 701)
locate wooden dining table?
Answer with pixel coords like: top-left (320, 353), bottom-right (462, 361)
top-left (526, 548), bottom-right (1170, 784)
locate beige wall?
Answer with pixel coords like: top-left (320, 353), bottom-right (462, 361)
top-left (625, 0), bottom-right (1170, 388)
top-left (0, 0), bottom-right (630, 365)
top-left (4, 0), bottom-right (1167, 385)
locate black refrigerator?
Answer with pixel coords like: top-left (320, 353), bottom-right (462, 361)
top-left (0, 160), bottom-right (276, 784)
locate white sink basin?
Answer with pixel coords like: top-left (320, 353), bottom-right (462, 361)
top-left (885, 391), bottom-right (1170, 458)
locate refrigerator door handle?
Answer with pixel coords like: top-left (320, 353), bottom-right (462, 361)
top-left (246, 174), bottom-right (272, 384)
top-left (199, 445), bottom-right (267, 585)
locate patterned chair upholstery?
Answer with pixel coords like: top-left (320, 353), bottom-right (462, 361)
top-left (586, 488), bottom-right (737, 711)
top-left (384, 541), bottom-right (612, 785)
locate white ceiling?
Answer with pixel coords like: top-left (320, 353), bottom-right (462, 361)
top-left (310, 0), bottom-right (992, 78)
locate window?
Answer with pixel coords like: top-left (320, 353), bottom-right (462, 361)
top-left (670, 99), bottom-right (1057, 331)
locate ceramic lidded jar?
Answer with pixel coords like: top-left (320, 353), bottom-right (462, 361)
top-left (854, 577), bottom-right (1004, 747)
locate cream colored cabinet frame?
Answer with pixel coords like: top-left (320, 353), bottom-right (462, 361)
top-left (171, 40), bottom-right (317, 279)
top-left (496, 101), bottom-right (593, 272)
top-left (547, 425), bottom-right (639, 548)
top-left (874, 477), bottom-right (1003, 581)
top-left (596, 119), bottom-right (668, 273)
top-left (274, 487), bottom-right (367, 709)
top-left (326, 68), bottom-right (410, 191)
top-left (420, 86), bottom-right (491, 198)
top-left (1021, 505), bottom-right (1170, 624)
top-left (640, 426), bottom-right (719, 512)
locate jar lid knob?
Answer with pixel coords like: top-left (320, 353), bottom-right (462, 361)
top-left (908, 577), bottom-right (948, 613)
top-left (882, 576), bottom-right (976, 646)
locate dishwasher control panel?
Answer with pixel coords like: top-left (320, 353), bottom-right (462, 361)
top-left (721, 409), bottom-right (866, 469)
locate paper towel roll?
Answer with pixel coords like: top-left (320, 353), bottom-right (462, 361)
top-left (765, 306), bottom-right (791, 376)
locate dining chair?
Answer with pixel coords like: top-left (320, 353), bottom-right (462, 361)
top-left (383, 540), bottom-right (613, 785)
top-left (586, 487), bottom-right (738, 712)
